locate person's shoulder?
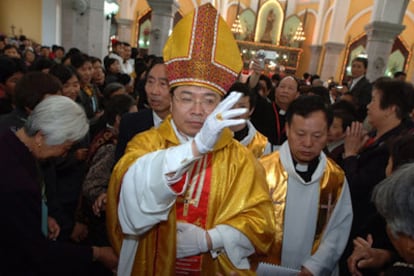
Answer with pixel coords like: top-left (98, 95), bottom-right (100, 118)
top-left (120, 109), bottom-right (153, 129)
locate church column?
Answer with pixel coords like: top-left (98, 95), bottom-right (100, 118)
top-left (318, 0), bottom-right (350, 80)
top-left (61, 0), bottom-right (110, 59)
top-left (306, 0), bottom-right (327, 74)
top-left (147, 0), bottom-right (178, 56)
top-left (307, 45), bottom-right (322, 74)
top-left (320, 42), bottom-right (345, 80)
top-left (117, 18), bottom-right (134, 44)
top-left (42, 0), bottom-right (62, 46)
top-left (364, 0), bottom-right (408, 82)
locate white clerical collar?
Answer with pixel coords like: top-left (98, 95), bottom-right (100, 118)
top-left (295, 162), bottom-right (308, 172)
top-left (171, 119), bottom-right (193, 144)
top-left (152, 111), bottom-right (163, 128)
top-left (279, 109), bottom-right (286, 115)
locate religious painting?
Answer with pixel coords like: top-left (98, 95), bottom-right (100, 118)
top-left (238, 9), bottom-right (256, 41)
top-left (254, 0), bottom-right (283, 45)
top-left (138, 19), bottom-right (151, 49)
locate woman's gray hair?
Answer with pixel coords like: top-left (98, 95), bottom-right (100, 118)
top-left (24, 95), bottom-right (89, 145)
top-left (373, 163), bottom-right (414, 238)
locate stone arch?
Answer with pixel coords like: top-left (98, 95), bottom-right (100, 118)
top-left (344, 7), bottom-right (372, 35)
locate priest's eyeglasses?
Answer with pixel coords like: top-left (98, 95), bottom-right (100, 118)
top-left (173, 94), bottom-right (220, 111)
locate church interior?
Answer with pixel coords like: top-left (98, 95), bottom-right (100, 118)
top-left (0, 0), bottom-right (413, 88)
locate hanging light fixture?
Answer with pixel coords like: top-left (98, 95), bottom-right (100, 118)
top-left (231, 1), bottom-right (243, 35)
top-left (231, 15), bottom-right (243, 34)
top-left (293, 22), bottom-right (306, 42)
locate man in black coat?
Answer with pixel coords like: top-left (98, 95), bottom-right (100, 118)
top-left (115, 61), bottom-right (171, 162)
top-left (348, 57), bottom-right (372, 121)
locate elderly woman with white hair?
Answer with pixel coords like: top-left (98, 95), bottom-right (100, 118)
top-left (372, 163), bottom-right (414, 275)
top-left (0, 95), bottom-right (117, 275)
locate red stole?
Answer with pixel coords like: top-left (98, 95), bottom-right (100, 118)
top-left (173, 154), bottom-right (213, 275)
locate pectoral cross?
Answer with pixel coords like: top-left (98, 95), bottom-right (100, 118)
top-left (320, 193), bottom-right (333, 224)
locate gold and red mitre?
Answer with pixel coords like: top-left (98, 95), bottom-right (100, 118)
top-left (163, 3), bottom-right (243, 96)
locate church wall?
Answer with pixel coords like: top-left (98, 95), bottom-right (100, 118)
top-left (179, 0), bottom-right (197, 15)
top-left (346, 0), bottom-right (373, 24)
top-left (0, 0), bottom-right (42, 43)
top-left (297, 13), bottom-right (316, 77)
top-left (401, 15), bottom-right (414, 79)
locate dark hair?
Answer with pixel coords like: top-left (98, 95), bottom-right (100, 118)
top-left (145, 56), bottom-right (164, 84)
top-left (271, 73), bottom-right (281, 82)
top-left (388, 134), bottom-right (414, 171)
top-left (49, 64), bottom-right (78, 85)
top-left (330, 100), bottom-right (357, 132)
top-left (138, 57), bottom-right (165, 108)
top-left (54, 46), bottom-right (65, 53)
top-left (259, 74), bottom-right (272, 91)
top-left (226, 81), bottom-right (257, 111)
top-left (3, 44), bottom-right (19, 52)
top-left (373, 78), bottom-right (414, 120)
top-left (352, 57), bottom-right (368, 69)
top-left (90, 56), bottom-right (102, 65)
top-left (103, 82), bottom-right (125, 100)
top-left (303, 72), bottom-right (310, 79)
top-left (14, 71), bottom-right (62, 110)
top-left (286, 95), bottom-right (333, 127)
top-left (310, 74), bottom-right (320, 84)
top-left (308, 86), bottom-right (331, 105)
top-left (104, 94), bottom-right (136, 125)
top-left (328, 82), bottom-right (338, 90)
top-left (394, 71), bottom-right (407, 78)
top-left (70, 53), bottom-right (91, 69)
top-left (134, 58), bottom-right (147, 78)
top-left (104, 57), bottom-right (118, 72)
top-left (0, 56), bottom-right (27, 84)
top-left (29, 57), bottom-right (56, 72)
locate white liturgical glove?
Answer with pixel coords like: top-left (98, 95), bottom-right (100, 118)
top-left (194, 92), bottom-right (247, 154)
top-left (176, 222), bottom-right (209, 259)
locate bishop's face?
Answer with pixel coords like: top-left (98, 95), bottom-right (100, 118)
top-left (286, 111), bottom-right (328, 163)
top-left (171, 85), bottom-right (221, 137)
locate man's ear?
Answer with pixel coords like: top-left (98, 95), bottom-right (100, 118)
top-left (249, 107), bottom-right (255, 117)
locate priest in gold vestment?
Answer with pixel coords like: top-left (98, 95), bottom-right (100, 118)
top-left (260, 96), bottom-right (353, 275)
top-left (106, 4), bottom-right (275, 275)
top-left (225, 82), bottom-right (269, 158)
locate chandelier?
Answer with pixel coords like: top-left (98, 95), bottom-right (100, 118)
top-left (231, 15), bottom-right (243, 34)
top-left (293, 22), bottom-right (306, 42)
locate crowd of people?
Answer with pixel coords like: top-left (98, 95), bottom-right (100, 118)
top-left (1, 3), bottom-right (414, 275)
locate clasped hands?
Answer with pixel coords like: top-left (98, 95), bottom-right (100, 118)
top-left (194, 92), bottom-right (247, 155)
top-left (347, 234), bottom-right (392, 276)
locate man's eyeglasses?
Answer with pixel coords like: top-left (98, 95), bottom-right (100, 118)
top-left (173, 94), bottom-right (220, 111)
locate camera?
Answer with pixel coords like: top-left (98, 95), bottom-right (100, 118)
top-left (256, 50), bottom-right (266, 69)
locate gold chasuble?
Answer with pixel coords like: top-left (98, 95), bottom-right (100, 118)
top-left (246, 131), bottom-right (268, 158)
top-left (260, 151), bottom-right (345, 265)
top-left (106, 116), bottom-right (275, 275)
